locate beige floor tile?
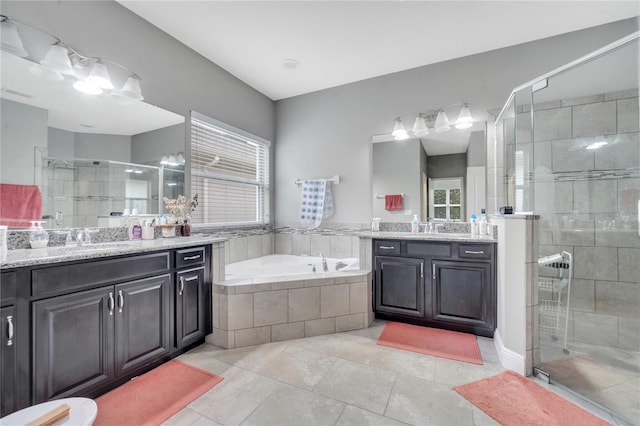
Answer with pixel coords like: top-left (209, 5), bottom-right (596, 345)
top-left (470, 406), bottom-right (501, 426)
top-left (433, 357), bottom-right (504, 387)
top-left (177, 351), bottom-right (234, 376)
top-left (385, 374), bottom-right (474, 426)
top-left (256, 345), bottom-right (337, 390)
top-left (315, 358), bottom-right (397, 414)
top-left (241, 384), bottom-right (345, 426)
top-left (335, 405), bottom-right (409, 426)
top-left (585, 376), bottom-right (640, 424)
top-left (161, 407), bottom-right (221, 426)
top-left (188, 366), bottom-right (284, 426)
top-left (211, 342), bottom-right (285, 372)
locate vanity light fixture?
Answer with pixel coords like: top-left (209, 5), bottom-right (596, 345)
top-left (390, 103), bottom-right (475, 138)
top-left (392, 118), bottom-right (410, 141)
top-left (160, 152), bottom-right (186, 166)
top-left (455, 103), bottom-right (473, 129)
top-left (434, 110), bottom-right (452, 133)
top-left (0, 14), bottom-right (144, 101)
top-left (0, 17), bottom-right (28, 57)
top-left (412, 114), bottom-right (429, 137)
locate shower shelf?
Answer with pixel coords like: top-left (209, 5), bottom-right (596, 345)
top-left (537, 252), bottom-right (572, 354)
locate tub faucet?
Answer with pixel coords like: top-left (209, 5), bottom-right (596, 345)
top-left (316, 253), bottom-right (329, 272)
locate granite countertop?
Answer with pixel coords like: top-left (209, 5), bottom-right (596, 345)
top-left (358, 231), bottom-right (497, 243)
top-left (1, 235), bottom-right (227, 269)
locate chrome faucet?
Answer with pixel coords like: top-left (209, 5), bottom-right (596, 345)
top-left (77, 228), bottom-right (95, 246)
top-left (316, 253), bottom-right (329, 272)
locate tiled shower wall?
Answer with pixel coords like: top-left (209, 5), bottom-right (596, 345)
top-left (508, 89), bottom-right (639, 350)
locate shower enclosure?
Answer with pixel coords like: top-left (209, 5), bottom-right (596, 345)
top-left (496, 32), bottom-right (639, 423)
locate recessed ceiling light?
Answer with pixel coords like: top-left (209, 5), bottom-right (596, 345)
top-left (283, 59), bottom-right (300, 70)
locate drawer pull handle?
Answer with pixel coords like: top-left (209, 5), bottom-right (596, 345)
top-left (465, 250), bottom-right (485, 255)
top-left (179, 276), bottom-right (185, 296)
top-left (379, 246), bottom-right (395, 250)
top-left (183, 255), bottom-right (201, 260)
top-left (7, 315), bottom-right (13, 346)
top-left (108, 292), bottom-right (115, 316)
top-left (118, 290), bottom-right (124, 313)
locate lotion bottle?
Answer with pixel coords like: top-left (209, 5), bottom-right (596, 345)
top-left (479, 209), bottom-right (488, 235)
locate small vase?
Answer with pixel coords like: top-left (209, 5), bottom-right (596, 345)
top-left (181, 219), bottom-right (191, 237)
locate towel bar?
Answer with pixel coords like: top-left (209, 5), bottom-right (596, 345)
top-left (375, 193), bottom-right (404, 199)
top-left (293, 175), bottom-right (340, 186)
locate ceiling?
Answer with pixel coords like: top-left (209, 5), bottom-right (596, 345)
top-left (118, 1), bottom-right (639, 101)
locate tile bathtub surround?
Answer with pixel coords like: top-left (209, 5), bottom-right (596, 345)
top-left (208, 272), bottom-right (372, 349)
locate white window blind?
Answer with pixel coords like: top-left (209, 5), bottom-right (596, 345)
top-left (190, 113), bottom-right (270, 225)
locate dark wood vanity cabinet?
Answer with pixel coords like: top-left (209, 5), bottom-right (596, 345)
top-left (373, 238), bottom-right (496, 337)
top-left (0, 244), bottom-right (211, 415)
top-left (375, 256), bottom-right (426, 318)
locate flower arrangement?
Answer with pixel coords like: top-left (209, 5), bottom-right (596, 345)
top-left (163, 194), bottom-right (198, 222)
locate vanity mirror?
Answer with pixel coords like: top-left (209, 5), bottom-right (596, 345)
top-left (1, 50), bottom-right (185, 229)
top-left (372, 123), bottom-right (487, 223)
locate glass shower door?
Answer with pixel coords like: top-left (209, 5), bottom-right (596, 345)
top-left (531, 36), bottom-right (639, 423)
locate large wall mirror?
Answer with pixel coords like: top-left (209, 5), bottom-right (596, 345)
top-left (1, 51), bottom-right (185, 229)
top-left (372, 123), bottom-right (487, 223)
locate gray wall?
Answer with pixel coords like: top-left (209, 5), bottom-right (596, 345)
top-left (372, 140), bottom-right (423, 221)
top-left (428, 154), bottom-right (467, 180)
top-left (275, 18), bottom-right (639, 227)
top-left (132, 123), bottom-right (186, 166)
top-left (48, 128), bottom-right (75, 159)
top-left (466, 130), bottom-right (486, 167)
top-left (75, 133), bottom-right (132, 162)
top-left (0, 99), bottom-right (47, 185)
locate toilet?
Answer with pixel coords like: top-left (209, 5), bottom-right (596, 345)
top-left (0, 397), bottom-right (97, 425)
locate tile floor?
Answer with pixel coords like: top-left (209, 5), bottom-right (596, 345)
top-left (540, 338), bottom-right (640, 425)
top-left (164, 320), bottom-right (625, 426)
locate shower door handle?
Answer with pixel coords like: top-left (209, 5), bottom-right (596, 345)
top-left (6, 315), bottom-right (13, 346)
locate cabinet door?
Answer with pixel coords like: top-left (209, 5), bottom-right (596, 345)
top-left (176, 268), bottom-right (205, 349)
top-left (115, 274), bottom-right (171, 377)
top-left (33, 288), bottom-right (115, 403)
top-left (1, 306), bottom-right (16, 416)
top-left (375, 256), bottom-right (425, 318)
top-left (432, 260), bottom-right (494, 335)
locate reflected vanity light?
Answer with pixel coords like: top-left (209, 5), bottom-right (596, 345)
top-left (392, 118), bottom-right (410, 141)
top-left (1, 14), bottom-right (144, 101)
top-left (392, 103), bottom-right (475, 138)
top-left (585, 140), bottom-right (608, 150)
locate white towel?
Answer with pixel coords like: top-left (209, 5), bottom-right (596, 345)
top-left (300, 179), bottom-right (334, 228)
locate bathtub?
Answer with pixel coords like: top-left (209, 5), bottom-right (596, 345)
top-left (225, 254), bottom-right (360, 281)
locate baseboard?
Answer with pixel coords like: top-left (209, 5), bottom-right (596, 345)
top-left (494, 330), bottom-right (526, 375)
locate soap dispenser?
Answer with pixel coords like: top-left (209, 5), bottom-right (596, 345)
top-left (411, 214), bottom-right (420, 233)
top-left (29, 220), bottom-right (49, 249)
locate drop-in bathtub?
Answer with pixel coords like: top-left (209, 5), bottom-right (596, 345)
top-left (225, 254), bottom-right (360, 281)
top-left (211, 254), bottom-right (371, 349)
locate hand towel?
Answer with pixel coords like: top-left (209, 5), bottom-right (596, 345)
top-left (0, 184), bottom-right (43, 227)
top-left (385, 194), bottom-right (403, 211)
top-left (300, 179), bottom-right (334, 228)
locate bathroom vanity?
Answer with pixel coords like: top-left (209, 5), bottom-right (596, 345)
top-left (372, 235), bottom-right (496, 337)
top-left (0, 237), bottom-right (222, 416)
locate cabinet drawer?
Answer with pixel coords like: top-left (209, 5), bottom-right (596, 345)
top-left (458, 244), bottom-right (493, 260)
top-left (31, 252), bottom-right (170, 298)
top-left (406, 242), bottom-right (451, 257)
top-left (0, 272), bottom-right (16, 305)
top-left (176, 247), bottom-right (205, 268)
top-left (374, 240), bottom-right (400, 255)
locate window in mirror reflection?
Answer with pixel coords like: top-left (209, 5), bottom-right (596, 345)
top-left (429, 178), bottom-right (463, 221)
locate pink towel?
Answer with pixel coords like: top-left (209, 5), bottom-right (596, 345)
top-left (385, 194), bottom-right (403, 211)
top-left (0, 184), bottom-right (43, 227)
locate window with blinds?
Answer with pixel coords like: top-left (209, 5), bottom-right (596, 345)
top-left (190, 113), bottom-right (270, 225)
